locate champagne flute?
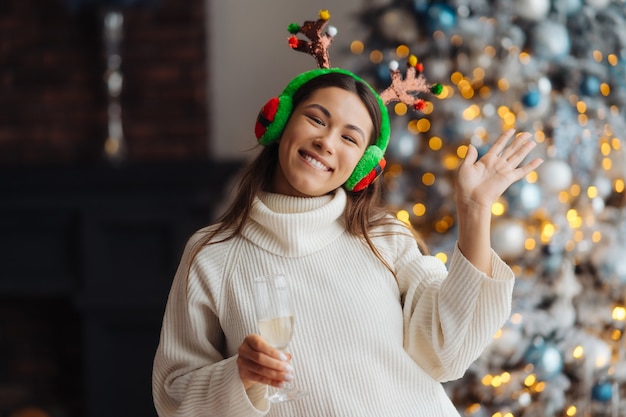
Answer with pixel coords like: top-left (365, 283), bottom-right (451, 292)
top-left (253, 273), bottom-right (307, 403)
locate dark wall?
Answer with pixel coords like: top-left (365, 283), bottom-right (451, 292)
top-left (0, 0), bottom-right (209, 164)
top-left (0, 1), bottom-right (241, 417)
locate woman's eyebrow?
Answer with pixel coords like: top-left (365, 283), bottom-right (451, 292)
top-left (303, 103), bottom-right (366, 141)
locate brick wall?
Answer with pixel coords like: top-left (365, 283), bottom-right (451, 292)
top-left (0, 0), bottom-right (208, 165)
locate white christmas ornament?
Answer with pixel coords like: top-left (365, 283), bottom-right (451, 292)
top-left (531, 21), bottom-right (571, 60)
top-left (514, 0), bottom-right (551, 21)
top-left (491, 219), bottom-right (527, 259)
top-left (538, 159), bottom-right (573, 192)
top-left (585, 0), bottom-right (611, 10)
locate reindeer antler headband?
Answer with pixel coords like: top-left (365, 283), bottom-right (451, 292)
top-left (287, 10), bottom-right (443, 109)
top-left (254, 10), bottom-right (442, 192)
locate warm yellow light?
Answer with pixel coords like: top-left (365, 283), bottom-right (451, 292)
top-left (574, 230), bottom-right (584, 242)
top-left (510, 313), bottom-right (522, 324)
top-left (593, 50), bottom-right (603, 62)
top-left (422, 172), bottom-right (436, 186)
top-left (395, 102), bottom-right (408, 116)
top-left (396, 209), bottom-right (410, 224)
top-left (407, 120), bottom-right (419, 135)
top-left (519, 51), bottom-right (531, 64)
top-left (435, 252), bottom-right (448, 263)
top-left (525, 238), bottom-right (536, 251)
top-left (566, 405), bottom-right (577, 416)
top-left (395, 44), bottom-right (410, 58)
top-left (417, 118), bottom-right (431, 132)
top-left (491, 201), bottom-right (506, 216)
top-left (412, 203), bottom-right (426, 216)
top-left (578, 114), bottom-right (588, 125)
top-left (482, 374), bottom-right (493, 386)
top-left (442, 154), bottom-right (460, 170)
top-left (592, 231), bottom-right (601, 243)
top-left (535, 381), bottom-right (546, 392)
top-left (526, 171), bottom-right (538, 183)
top-left (497, 78), bottom-right (510, 91)
top-left (611, 329), bottom-right (622, 341)
top-left (451, 71), bottom-right (463, 84)
top-left (572, 345), bottom-right (584, 359)
top-left (608, 54), bottom-right (618, 66)
top-left (457, 145), bottom-right (469, 159)
top-left (612, 137), bottom-right (621, 150)
top-left (493, 329), bottom-right (503, 339)
top-left (587, 186), bottom-right (598, 198)
top-left (601, 141), bottom-right (612, 156)
top-left (541, 223), bottom-right (555, 243)
top-left (600, 83), bottom-right (611, 96)
top-left (350, 40), bottom-right (364, 54)
top-left (479, 86), bottom-right (492, 99)
top-left (501, 372), bottom-right (511, 383)
top-left (497, 106), bottom-right (510, 118)
top-left (558, 191), bottom-right (570, 204)
top-left (473, 67), bottom-right (485, 80)
top-left (524, 374), bottom-right (536, 386)
top-left (577, 101), bottom-right (587, 113)
top-left (602, 157), bottom-right (612, 170)
top-left (615, 179), bottom-right (625, 193)
top-left (613, 306), bottom-right (626, 321)
top-left (570, 184), bottom-right (581, 196)
top-left (369, 50), bottom-right (384, 64)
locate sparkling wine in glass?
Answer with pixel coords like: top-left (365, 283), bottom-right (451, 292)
top-left (253, 273), bottom-right (307, 403)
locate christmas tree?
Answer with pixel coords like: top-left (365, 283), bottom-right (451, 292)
top-left (347, 0), bottom-right (626, 416)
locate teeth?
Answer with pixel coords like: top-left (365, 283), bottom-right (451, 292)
top-left (303, 154), bottom-right (329, 171)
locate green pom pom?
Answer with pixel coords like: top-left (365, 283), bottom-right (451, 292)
top-left (287, 23), bottom-right (301, 34)
top-left (430, 83), bottom-right (443, 95)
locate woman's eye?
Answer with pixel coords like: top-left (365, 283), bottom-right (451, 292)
top-left (307, 115), bottom-right (324, 126)
top-left (342, 135), bottom-right (357, 144)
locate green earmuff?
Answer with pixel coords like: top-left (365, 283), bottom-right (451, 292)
top-left (254, 68), bottom-right (390, 192)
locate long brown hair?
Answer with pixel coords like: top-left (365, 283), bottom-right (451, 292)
top-left (190, 72), bottom-right (427, 273)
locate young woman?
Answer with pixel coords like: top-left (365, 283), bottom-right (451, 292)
top-left (152, 69), bottom-right (543, 416)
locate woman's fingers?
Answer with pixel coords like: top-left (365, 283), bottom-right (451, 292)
top-left (237, 334), bottom-right (293, 388)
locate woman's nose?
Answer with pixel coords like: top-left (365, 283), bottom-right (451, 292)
top-left (313, 134), bottom-right (334, 154)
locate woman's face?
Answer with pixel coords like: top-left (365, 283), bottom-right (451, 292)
top-left (271, 86), bottom-right (374, 197)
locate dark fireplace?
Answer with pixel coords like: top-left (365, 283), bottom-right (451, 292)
top-left (0, 297), bottom-right (83, 416)
top-left (0, 161), bottom-right (240, 417)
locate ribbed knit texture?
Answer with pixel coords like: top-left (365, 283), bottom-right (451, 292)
top-left (152, 188), bottom-right (515, 417)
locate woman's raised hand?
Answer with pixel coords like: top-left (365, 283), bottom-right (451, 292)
top-left (456, 129), bottom-right (543, 211)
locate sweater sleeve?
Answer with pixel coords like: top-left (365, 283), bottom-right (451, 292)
top-left (397, 240), bottom-right (515, 382)
top-left (152, 233), bottom-right (269, 417)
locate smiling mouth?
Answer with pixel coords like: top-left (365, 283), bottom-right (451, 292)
top-left (300, 151), bottom-right (332, 171)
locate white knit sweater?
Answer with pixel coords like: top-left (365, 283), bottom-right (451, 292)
top-left (152, 188), bottom-right (515, 417)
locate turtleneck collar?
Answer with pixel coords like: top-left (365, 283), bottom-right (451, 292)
top-left (241, 188), bottom-right (347, 257)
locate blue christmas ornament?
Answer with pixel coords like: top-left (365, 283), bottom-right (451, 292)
top-left (524, 341), bottom-right (564, 380)
top-left (427, 3), bottom-right (457, 32)
top-left (376, 63), bottom-right (392, 85)
top-left (541, 246), bottom-right (564, 275)
top-left (507, 181), bottom-right (542, 213)
top-left (579, 75), bottom-right (601, 96)
top-left (413, 0), bottom-right (429, 13)
top-left (591, 381), bottom-right (613, 402)
top-left (522, 89), bottom-right (541, 107)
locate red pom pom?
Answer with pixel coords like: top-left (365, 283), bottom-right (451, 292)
top-left (255, 97), bottom-right (280, 140)
top-left (415, 63), bottom-right (424, 72)
top-left (414, 99), bottom-right (425, 111)
top-left (288, 36), bottom-right (299, 49)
